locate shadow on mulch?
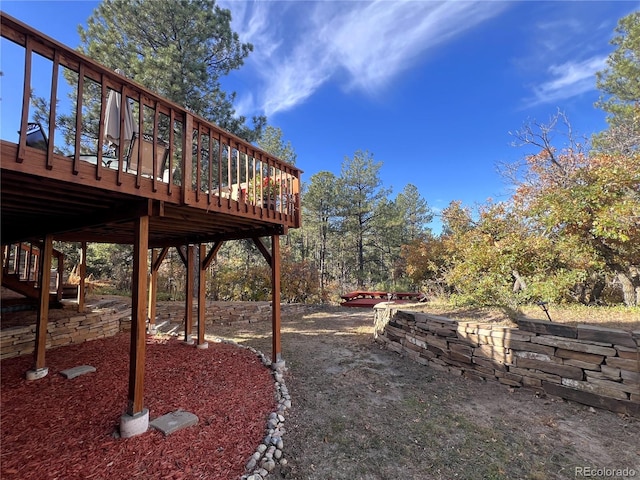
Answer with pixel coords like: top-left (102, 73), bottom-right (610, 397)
top-left (1, 333), bottom-right (275, 480)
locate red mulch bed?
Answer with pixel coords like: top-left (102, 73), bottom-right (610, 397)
top-left (1, 333), bottom-right (276, 480)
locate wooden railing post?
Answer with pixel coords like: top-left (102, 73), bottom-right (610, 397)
top-left (182, 114), bottom-right (193, 205)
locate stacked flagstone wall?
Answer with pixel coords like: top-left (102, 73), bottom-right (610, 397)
top-left (145, 301), bottom-right (308, 332)
top-left (1, 300), bottom-right (307, 360)
top-left (1, 302), bottom-right (128, 360)
top-left (152, 301), bottom-right (275, 326)
top-left (373, 304), bottom-right (639, 416)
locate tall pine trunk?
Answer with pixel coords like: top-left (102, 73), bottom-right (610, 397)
top-left (616, 271), bottom-right (639, 307)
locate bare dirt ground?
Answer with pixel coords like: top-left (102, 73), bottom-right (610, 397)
top-left (211, 306), bottom-right (639, 480)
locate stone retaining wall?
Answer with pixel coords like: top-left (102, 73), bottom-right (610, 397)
top-left (1, 302), bottom-right (129, 360)
top-left (146, 301), bottom-right (310, 330)
top-left (1, 301), bottom-right (307, 360)
top-left (373, 304), bottom-right (640, 416)
top-left (153, 301), bottom-right (275, 326)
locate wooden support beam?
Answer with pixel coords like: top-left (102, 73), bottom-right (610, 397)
top-left (152, 246), bottom-right (169, 271)
top-left (176, 245), bottom-right (187, 266)
top-left (128, 215), bottom-right (148, 416)
top-left (33, 233), bottom-right (53, 371)
top-left (271, 235), bottom-right (282, 363)
top-left (184, 245), bottom-right (194, 343)
top-left (197, 244), bottom-right (207, 346)
top-left (148, 249), bottom-right (158, 331)
top-left (252, 237), bottom-right (272, 265)
top-left (147, 246), bottom-right (168, 332)
top-left (202, 241), bottom-right (223, 270)
top-left (56, 250), bottom-right (64, 302)
top-left (77, 241), bottom-right (86, 313)
top-left (0, 245), bottom-right (3, 292)
top-left (7, 199), bottom-right (153, 243)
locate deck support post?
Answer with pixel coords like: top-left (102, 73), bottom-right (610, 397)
top-left (271, 235), bottom-right (283, 367)
top-left (252, 235), bottom-right (284, 367)
top-left (77, 241), bottom-right (86, 313)
top-left (26, 233), bottom-right (53, 380)
top-left (121, 215), bottom-right (149, 438)
top-left (196, 244), bottom-right (208, 349)
top-left (184, 245), bottom-right (195, 344)
top-left (147, 247), bottom-right (168, 334)
top-left (195, 241), bottom-right (223, 348)
top-left (148, 249), bottom-right (158, 333)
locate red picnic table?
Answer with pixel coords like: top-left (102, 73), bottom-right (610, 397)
top-left (340, 291), bottom-right (388, 301)
top-left (340, 291), bottom-right (425, 308)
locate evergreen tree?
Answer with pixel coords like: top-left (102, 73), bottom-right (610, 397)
top-left (257, 125), bottom-right (297, 165)
top-left (395, 183), bottom-right (433, 242)
top-left (303, 172), bottom-right (339, 290)
top-left (78, 0), bottom-right (265, 142)
top-left (337, 150), bottom-right (390, 288)
top-left (594, 11), bottom-right (640, 154)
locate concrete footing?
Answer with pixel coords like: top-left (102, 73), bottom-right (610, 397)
top-left (26, 367), bottom-right (49, 380)
top-left (272, 360), bottom-right (286, 372)
top-left (196, 342), bottom-right (209, 350)
top-left (120, 408), bottom-right (149, 438)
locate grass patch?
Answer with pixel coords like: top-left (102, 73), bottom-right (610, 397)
top-left (415, 298), bottom-right (639, 331)
top-left (396, 392), bottom-right (580, 480)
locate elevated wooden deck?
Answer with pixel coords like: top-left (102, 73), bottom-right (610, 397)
top-left (0, 12), bottom-right (296, 433)
top-left (1, 13), bottom-right (301, 247)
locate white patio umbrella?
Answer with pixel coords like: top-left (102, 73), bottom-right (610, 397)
top-left (103, 69), bottom-right (137, 161)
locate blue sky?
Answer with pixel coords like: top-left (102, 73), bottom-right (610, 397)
top-left (1, 1), bottom-right (638, 232)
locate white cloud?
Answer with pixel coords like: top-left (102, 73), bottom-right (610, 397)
top-left (526, 55), bottom-right (607, 107)
top-left (323, 1), bottom-right (506, 93)
top-left (221, 0), bottom-right (509, 117)
top-left (517, 4), bottom-right (627, 109)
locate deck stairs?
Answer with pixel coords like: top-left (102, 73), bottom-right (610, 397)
top-left (1, 242), bottom-right (64, 309)
top-left (151, 319), bottom-right (184, 336)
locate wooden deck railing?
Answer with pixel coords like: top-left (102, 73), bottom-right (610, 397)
top-left (0, 12), bottom-right (301, 227)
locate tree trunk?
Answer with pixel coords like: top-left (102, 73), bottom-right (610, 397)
top-left (357, 215), bottom-right (365, 288)
top-left (616, 271), bottom-right (639, 307)
top-left (319, 221), bottom-right (327, 290)
top-left (512, 270), bottom-right (527, 293)
top-left (589, 277), bottom-right (606, 305)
